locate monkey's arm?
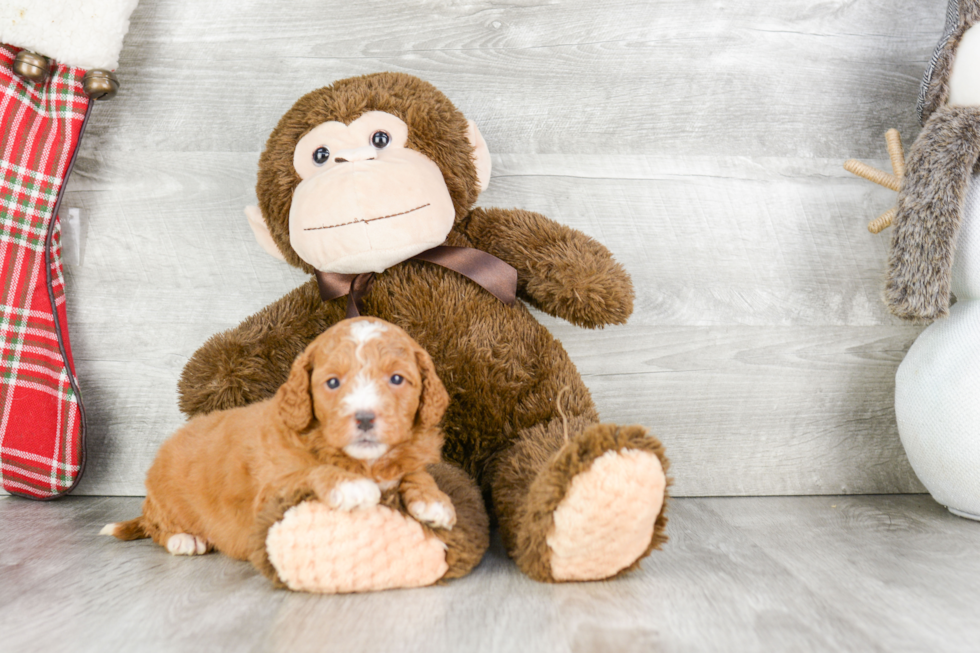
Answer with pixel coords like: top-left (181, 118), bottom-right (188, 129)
top-left (885, 105), bottom-right (980, 321)
top-left (461, 207), bottom-right (634, 328)
top-left (178, 280), bottom-right (344, 417)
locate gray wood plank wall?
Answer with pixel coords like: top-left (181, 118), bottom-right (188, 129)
top-left (24, 0), bottom-right (947, 497)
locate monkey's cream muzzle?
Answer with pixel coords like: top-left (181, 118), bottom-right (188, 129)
top-left (285, 111), bottom-right (457, 274)
top-left (289, 150), bottom-right (454, 274)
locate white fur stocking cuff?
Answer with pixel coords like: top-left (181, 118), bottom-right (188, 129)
top-left (0, 0), bottom-right (140, 70)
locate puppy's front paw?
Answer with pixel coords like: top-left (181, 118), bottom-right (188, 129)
top-left (166, 533), bottom-right (210, 556)
top-left (329, 478), bottom-right (381, 511)
top-left (408, 500), bottom-right (456, 530)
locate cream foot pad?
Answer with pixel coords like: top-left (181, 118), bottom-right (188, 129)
top-left (266, 501), bottom-right (448, 593)
top-left (547, 449), bottom-right (666, 581)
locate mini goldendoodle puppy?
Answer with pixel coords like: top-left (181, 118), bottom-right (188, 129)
top-left (101, 317), bottom-right (454, 560)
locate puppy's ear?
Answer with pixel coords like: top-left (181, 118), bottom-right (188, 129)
top-left (414, 347), bottom-right (449, 430)
top-left (276, 347), bottom-right (316, 432)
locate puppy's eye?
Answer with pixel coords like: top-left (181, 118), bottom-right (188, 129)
top-left (313, 146), bottom-right (330, 165)
top-left (371, 131), bottom-right (390, 148)
top-left (326, 377), bottom-right (341, 390)
top-left (390, 374), bottom-right (404, 385)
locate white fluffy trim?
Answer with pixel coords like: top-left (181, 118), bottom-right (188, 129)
top-left (0, 0), bottom-right (139, 70)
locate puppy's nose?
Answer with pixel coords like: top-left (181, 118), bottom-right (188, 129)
top-left (355, 411), bottom-right (376, 431)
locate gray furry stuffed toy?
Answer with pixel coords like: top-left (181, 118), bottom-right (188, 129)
top-left (847, 0), bottom-right (980, 521)
top-left (887, 0), bottom-right (980, 321)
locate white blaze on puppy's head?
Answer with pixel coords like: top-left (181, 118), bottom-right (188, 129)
top-left (347, 318), bottom-right (387, 342)
top-left (342, 371), bottom-right (382, 414)
top-left (346, 319), bottom-right (388, 363)
top-left (339, 319), bottom-right (391, 461)
top-left (339, 368), bottom-right (386, 460)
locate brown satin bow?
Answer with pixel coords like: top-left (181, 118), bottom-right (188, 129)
top-left (315, 245), bottom-right (518, 318)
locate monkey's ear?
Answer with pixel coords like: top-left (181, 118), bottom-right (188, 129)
top-left (466, 119), bottom-right (492, 193)
top-left (245, 205), bottom-right (286, 261)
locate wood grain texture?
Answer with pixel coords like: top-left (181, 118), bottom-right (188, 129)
top-left (0, 0), bottom-right (952, 496)
top-left (2, 495), bottom-right (978, 652)
top-left (90, 0), bottom-right (944, 159)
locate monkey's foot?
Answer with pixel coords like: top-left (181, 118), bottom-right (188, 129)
top-left (518, 424), bottom-right (669, 582)
top-left (547, 444), bottom-right (666, 580)
top-left (265, 501), bottom-right (448, 593)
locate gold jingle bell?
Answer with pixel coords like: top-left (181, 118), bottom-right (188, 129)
top-left (83, 69), bottom-right (119, 100)
top-left (13, 50), bottom-right (50, 83)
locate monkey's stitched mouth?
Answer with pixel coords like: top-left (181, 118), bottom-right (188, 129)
top-left (304, 203), bottom-right (431, 231)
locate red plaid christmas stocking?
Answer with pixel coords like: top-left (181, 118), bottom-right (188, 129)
top-left (0, 46), bottom-right (91, 498)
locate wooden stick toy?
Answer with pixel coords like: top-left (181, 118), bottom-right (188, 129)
top-left (844, 129), bottom-right (905, 233)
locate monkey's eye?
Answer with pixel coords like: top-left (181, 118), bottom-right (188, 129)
top-left (371, 131), bottom-right (391, 149)
top-left (326, 377), bottom-right (341, 390)
top-left (390, 374), bottom-right (404, 386)
top-left (313, 146), bottom-right (330, 166)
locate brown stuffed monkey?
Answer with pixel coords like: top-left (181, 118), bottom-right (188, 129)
top-left (178, 72), bottom-right (669, 591)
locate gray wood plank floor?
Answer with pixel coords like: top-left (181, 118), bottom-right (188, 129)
top-left (0, 0), bottom-right (953, 497)
top-left (1, 494), bottom-right (977, 653)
